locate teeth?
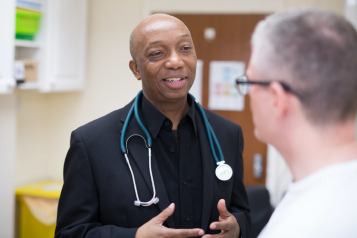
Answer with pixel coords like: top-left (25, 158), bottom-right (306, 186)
top-left (165, 78), bottom-right (183, 82)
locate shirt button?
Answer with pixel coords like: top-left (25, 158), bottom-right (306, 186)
top-left (165, 121), bottom-right (169, 126)
top-left (170, 148), bottom-right (175, 153)
top-left (182, 180), bottom-right (187, 185)
top-left (185, 216), bottom-right (190, 222)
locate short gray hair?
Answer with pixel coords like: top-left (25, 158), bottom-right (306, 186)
top-left (251, 8), bottom-right (357, 125)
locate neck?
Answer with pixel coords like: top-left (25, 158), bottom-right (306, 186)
top-left (274, 120), bottom-right (357, 182)
top-left (145, 95), bottom-right (190, 130)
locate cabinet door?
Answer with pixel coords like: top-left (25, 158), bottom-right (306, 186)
top-left (40, 0), bottom-right (87, 92)
top-left (0, 0), bottom-right (16, 94)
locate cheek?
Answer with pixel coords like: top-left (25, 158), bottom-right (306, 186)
top-left (141, 66), bottom-right (159, 85)
top-left (249, 93), bottom-right (259, 120)
top-left (249, 91), bottom-right (267, 129)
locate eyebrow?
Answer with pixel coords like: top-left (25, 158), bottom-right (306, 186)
top-left (149, 34), bottom-right (190, 45)
top-left (150, 40), bottom-right (162, 45)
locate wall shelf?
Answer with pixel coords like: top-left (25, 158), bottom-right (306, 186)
top-left (15, 40), bottom-right (41, 48)
top-left (18, 82), bottom-right (39, 90)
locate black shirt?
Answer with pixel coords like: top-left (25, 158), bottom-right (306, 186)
top-left (140, 95), bottom-right (203, 229)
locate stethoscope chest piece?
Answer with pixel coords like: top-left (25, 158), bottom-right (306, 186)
top-left (215, 162), bottom-right (233, 181)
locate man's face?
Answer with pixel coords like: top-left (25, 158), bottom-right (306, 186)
top-left (246, 57), bottom-right (272, 143)
top-left (132, 17), bottom-right (197, 104)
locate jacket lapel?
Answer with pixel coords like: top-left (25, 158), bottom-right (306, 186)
top-left (120, 102), bottom-right (175, 228)
top-left (196, 110), bottom-right (215, 232)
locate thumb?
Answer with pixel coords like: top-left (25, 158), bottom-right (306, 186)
top-left (217, 199), bottom-right (230, 218)
top-left (154, 203), bottom-right (175, 224)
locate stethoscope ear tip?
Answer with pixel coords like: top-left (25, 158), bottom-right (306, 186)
top-left (153, 197), bottom-right (159, 204)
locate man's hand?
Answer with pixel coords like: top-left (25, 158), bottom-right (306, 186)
top-left (135, 203), bottom-right (204, 238)
top-left (203, 199), bottom-right (240, 238)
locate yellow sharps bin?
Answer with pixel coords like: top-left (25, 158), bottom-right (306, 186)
top-left (16, 181), bottom-right (63, 238)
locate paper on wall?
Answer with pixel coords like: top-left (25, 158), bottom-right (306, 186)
top-left (208, 61), bottom-right (245, 111)
top-left (189, 59), bottom-right (203, 103)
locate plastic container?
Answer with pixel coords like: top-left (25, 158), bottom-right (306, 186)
top-left (15, 8), bottom-right (42, 41)
top-left (15, 181), bottom-right (63, 238)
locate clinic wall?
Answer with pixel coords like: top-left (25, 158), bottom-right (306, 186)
top-left (15, 91), bottom-right (48, 186)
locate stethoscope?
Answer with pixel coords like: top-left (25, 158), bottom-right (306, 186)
top-left (120, 90), bottom-right (233, 207)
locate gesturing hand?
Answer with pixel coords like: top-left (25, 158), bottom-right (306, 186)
top-left (203, 199), bottom-right (240, 238)
top-left (135, 203), bottom-right (204, 238)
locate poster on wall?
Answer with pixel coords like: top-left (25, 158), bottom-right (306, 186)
top-left (208, 61), bottom-right (245, 111)
top-left (189, 59), bottom-right (203, 103)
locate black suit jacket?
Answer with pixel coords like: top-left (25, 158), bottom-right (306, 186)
top-left (55, 98), bottom-right (251, 238)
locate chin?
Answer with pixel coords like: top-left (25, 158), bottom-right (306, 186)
top-left (254, 128), bottom-right (267, 143)
top-left (165, 90), bottom-right (189, 100)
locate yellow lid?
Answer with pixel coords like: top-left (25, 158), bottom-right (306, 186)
top-left (15, 181), bottom-right (63, 199)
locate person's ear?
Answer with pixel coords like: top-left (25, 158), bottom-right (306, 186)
top-left (129, 60), bottom-right (141, 80)
top-left (270, 81), bottom-right (289, 119)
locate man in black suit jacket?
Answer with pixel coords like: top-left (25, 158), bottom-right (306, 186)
top-left (55, 13), bottom-right (251, 238)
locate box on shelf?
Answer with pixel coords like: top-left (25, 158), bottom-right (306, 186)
top-left (16, 0), bottom-right (42, 12)
top-left (14, 60), bottom-right (25, 83)
top-left (15, 181), bottom-right (63, 238)
top-left (15, 8), bottom-right (42, 41)
top-left (14, 59), bottom-right (38, 83)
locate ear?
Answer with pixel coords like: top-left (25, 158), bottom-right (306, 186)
top-left (129, 60), bottom-right (141, 80)
top-left (269, 81), bottom-right (289, 119)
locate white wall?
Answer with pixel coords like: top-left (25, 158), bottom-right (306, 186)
top-left (0, 95), bottom-right (16, 238)
top-left (345, 0), bottom-right (357, 26)
top-left (15, 91), bottom-right (48, 186)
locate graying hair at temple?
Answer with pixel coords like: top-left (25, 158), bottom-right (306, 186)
top-left (251, 8), bottom-right (357, 125)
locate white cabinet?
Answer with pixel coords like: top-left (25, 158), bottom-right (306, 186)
top-left (0, 0), bottom-right (87, 94)
top-left (0, 1), bottom-right (16, 94)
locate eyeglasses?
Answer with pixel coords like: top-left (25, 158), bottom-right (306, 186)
top-left (235, 75), bottom-right (304, 99)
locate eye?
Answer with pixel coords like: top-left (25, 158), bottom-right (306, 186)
top-left (149, 51), bottom-right (162, 57)
top-left (182, 46), bottom-right (191, 51)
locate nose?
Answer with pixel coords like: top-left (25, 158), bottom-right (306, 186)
top-left (165, 51), bottom-right (184, 69)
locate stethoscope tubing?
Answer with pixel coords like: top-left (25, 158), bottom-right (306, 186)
top-left (191, 95), bottom-right (225, 164)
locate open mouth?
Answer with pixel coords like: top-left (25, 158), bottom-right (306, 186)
top-left (163, 77), bottom-right (186, 82)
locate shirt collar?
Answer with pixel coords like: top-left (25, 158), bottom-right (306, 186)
top-left (140, 94), bottom-right (198, 140)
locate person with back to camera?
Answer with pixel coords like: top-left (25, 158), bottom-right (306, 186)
top-left (235, 8), bottom-right (357, 238)
top-left (55, 13), bottom-right (251, 238)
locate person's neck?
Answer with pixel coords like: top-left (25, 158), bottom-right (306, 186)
top-left (275, 120), bottom-right (357, 182)
top-left (145, 95), bottom-right (190, 130)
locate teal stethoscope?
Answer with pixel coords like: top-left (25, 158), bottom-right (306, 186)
top-left (120, 91), bottom-right (233, 207)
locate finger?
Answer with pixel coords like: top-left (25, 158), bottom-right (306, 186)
top-left (165, 227), bottom-right (204, 238)
top-left (210, 220), bottom-right (232, 231)
top-left (217, 199), bottom-right (230, 218)
top-left (154, 203), bottom-right (175, 224)
top-left (202, 235), bottom-right (225, 238)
